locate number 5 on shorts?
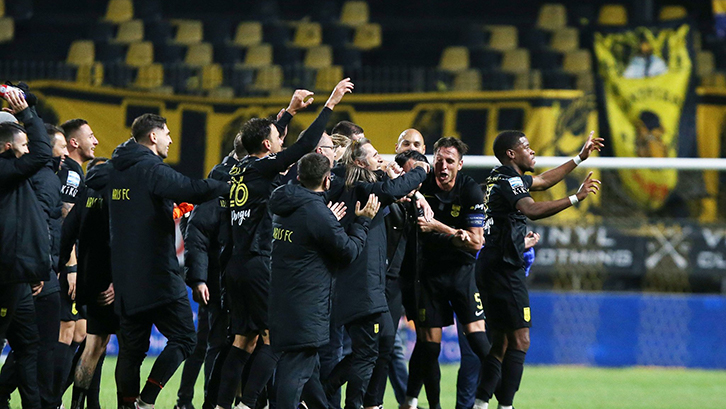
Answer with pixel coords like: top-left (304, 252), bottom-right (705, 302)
top-left (474, 293), bottom-right (483, 310)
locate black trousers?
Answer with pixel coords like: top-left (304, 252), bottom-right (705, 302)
top-left (363, 279), bottom-right (400, 407)
top-left (115, 296), bottom-right (196, 404)
top-left (0, 284), bottom-right (40, 409)
top-left (177, 304), bottom-right (209, 405)
top-left (276, 348), bottom-right (327, 409)
top-left (0, 291), bottom-right (60, 409)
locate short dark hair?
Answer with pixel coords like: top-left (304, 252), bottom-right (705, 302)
top-left (493, 130), bottom-right (525, 163)
top-left (88, 157), bottom-right (109, 170)
top-left (60, 118), bottom-right (88, 142)
top-left (298, 152), bottom-right (331, 188)
top-left (240, 117), bottom-right (274, 155)
top-left (0, 122), bottom-right (25, 145)
top-left (233, 132), bottom-right (248, 159)
top-left (45, 123), bottom-right (65, 144)
top-left (331, 121), bottom-right (363, 138)
top-left (434, 137), bottom-right (468, 159)
top-left (131, 114), bottom-right (167, 141)
top-left (394, 150), bottom-right (428, 168)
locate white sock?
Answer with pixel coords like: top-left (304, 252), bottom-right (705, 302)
top-left (136, 398), bottom-right (154, 409)
top-left (234, 403), bottom-right (252, 409)
top-left (497, 405), bottom-right (513, 409)
top-left (404, 397), bottom-right (418, 408)
top-left (473, 399), bottom-right (488, 409)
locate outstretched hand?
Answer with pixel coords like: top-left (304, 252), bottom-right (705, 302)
top-left (328, 201), bottom-right (347, 221)
top-left (325, 78), bottom-right (354, 109)
top-left (577, 130), bottom-right (605, 161)
top-left (576, 171), bottom-right (601, 201)
top-left (286, 89), bottom-right (315, 115)
top-left (355, 193), bottom-right (381, 219)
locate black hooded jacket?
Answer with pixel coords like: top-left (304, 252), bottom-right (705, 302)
top-left (0, 107), bottom-right (52, 285)
top-left (87, 139), bottom-right (230, 316)
top-left (330, 167), bottom-right (427, 325)
top-left (268, 183), bottom-right (370, 352)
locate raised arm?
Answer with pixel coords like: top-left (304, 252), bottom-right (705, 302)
top-left (0, 90), bottom-right (51, 185)
top-left (315, 194), bottom-right (380, 266)
top-left (517, 171), bottom-right (601, 220)
top-left (530, 131), bottom-right (604, 191)
top-left (369, 164), bottom-right (428, 206)
top-left (150, 163), bottom-right (231, 204)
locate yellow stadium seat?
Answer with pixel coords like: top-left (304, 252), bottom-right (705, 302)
top-left (658, 5), bottom-right (687, 21)
top-left (172, 20), bottom-right (203, 45)
top-left (550, 27), bottom-right (579, 52)
top-left (67, 40), bottom-right (95, 66)
top-left (439, 46), bottom-right (470, 73)
top-left (513, 73), bottom-right (530, 90)
top-left (487, 25), bottom-right (518, 51)
top-left (0, 17), bottom-right (13, 43)
top-left (134, 64), bottom-right (164, 89)
top-left (185, 43), bottom-right (213, 67)
top-left (529, 70), bottom-right (543, 90)
top-left (114, 19), bottom-right (144, 44)
top-left (0, 0), bottom-right (5, 18)
top-left (209, 86), bottom-right (235, 99)
top-left (340, 1), bottom-right (369, 27)
top-left (352, 23), bottom-right (381, 50)
top-left (562, 49), bottom-right (591, 73)
top-left (233, 21), bottom-right (263, 47)
top-left (75, 63), bottom-right (104, 86)
top-left (315, 66), bottom-right (344, 92)
top-left (537, 4), bottom-right (567, 31)
top-left (292, 21), bottom-right (322, 48)
top-left (201, 64), bottom-right (224, 90)
top-left (598, 4), bottom-right (628, 26)
top-left (304, 45), bottom-right (333, 69)
top-left (250, 65), bottom-right (283, 92)
top-left (501, 49), bottom-right (530, 74)
top-left (575, 72), bottom-right (594, 93)
top-left (126, 41), bottom-right (154, 67)
top-left (241, 44), bottom-right (273, 68)
top-left (701, 72), bottom-right (726, 88)
top-left (453, 69), bottom-right (482, 92)
top-left (697, 51), bottom-right (715, 78)
top-left (104, 0), bottom-right (133, 23)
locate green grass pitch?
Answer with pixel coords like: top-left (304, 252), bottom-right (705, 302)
top-left (7, 357), bottom-right (726, 409)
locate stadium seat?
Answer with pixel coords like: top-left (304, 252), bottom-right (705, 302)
top-left (453, 69), bottom-right (482, 91)
top-left (204, 20), bottom-right (232, 45)
top-left (464, 26), bottom-right (492, 48)
top-left (185, 43), bottom-right (214, 67)
top-left (240, 43), bottom-right (273, 68)
top-left (0, 0), bottom-right (4, 18)
top-left (234, 21), bottom-right (263, 48)
top-left (562, 49), bottom-right (591, 73)
top-left (487, 25), bottom-right (518, 51)
top-left (481, 70), bottom-right (514, 91)
top-left (529, 69), bottom-right (543, 89)
top-left (658, 6), bottom-right (687, 21)
top-left (154, 43), bottom-right (185, 64)
top-left (439, 46), bottom-right (470, 73)
top-left (264, 23), bottom-right (291, 47)
top-left (340, 1), bottom-right (369, 27)
top-left (550, 27), bottom-right (579, 52)
top-left (251, 0), bottom-right (280, 23)
top-left (529, 49), bottom-right (561, 70)
top-left (315, 65), bottom-right (344, 91)
top-left (697, 51), bottom-right (715, 78)
top-left (469, 48), bottom-right (502, 70)
top-left (126, 41), bottom-right (154, 67)
top-left (215, 45), bottom-right (243, 64)
top-left (133, 0), bottom-right (162, 22)
top-left (75, 63), bottom-right (104, 86)
top-left (542, 70), bottom-right (576, 89)
top-left (537, 4), bottom-right (568, 31)
top-left (519, 29), bottom-right (550, 50)
top-left (292, 21), bottom-right (323, 48)
top-left (701, 72), bottom-right (726, 88)
top-left (67, 40), bottom-right (95, 66)
top-left (250, 65), bottom-right (283, 92)
top-left (229, 67), bottom-right (256, 95)
top-left (0, 17), bottom-right (12, 43)
top-left (273, 45), bottom-right (304, 66)
top-left (114, 19), bottom-right (144, 44)
top-left (105, 0), bottom-right (133, 24)
top-left (501, 48), bottom-right (530, 74)
top-left (172, 20), bottom-right (203, 45)
top-left (598, 4), bottom-right (628, 26)
top-left (304, 45), bottom-right (333, 69)
top-left (575, 72), bottom-right (594, 93)
top-left (334, 48), bottom-right (362, 69)
top-left (201, 64), bottom-right (224, 90)
top-left (352, 23), bottom-right (381, 50)
top-left (95, 42), bottom-right (125, 64)
top-left (133, 63), bottom-right (164, 89)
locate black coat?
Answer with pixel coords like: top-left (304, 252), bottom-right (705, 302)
top-left (0, 107), bottom-right (52, 285)
top-left (331, 167), bottom-right (427, 325)
top-left (87, 139), bottom-right (230, 316)
top-left (268, 184), bottom-right (370, 352)
top-left (60, 163), bottom-right (112, 306)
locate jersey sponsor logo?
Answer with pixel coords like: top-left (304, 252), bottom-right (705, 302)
top-left (112, 188), bottom-right (130, 201)
top-left (471, 203), bottom-right (484, 211)
top-left (508, 176), bottom-right (528, 195)
top-left (66, 171), bottom-right (81, 188)
top-left (451, 204), bottom-right (461, 217)
top-left (523, 306), bottom-right (531, 322)
top-left (61, 184), bottom-right (79, 198)
top-left (475, 310), bottom-right (484, 317)
top-left (272, 227), bottom-right (293, 243)
top-left (231, 208), bottom-right (251, 225)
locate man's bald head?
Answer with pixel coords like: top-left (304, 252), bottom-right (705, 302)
top-left (395, 128), bottom-right (426, 154)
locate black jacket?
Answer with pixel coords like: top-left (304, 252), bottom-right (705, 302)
top-left (87, 139), bottom-right (231, 316)
top-left (183, 156), bottom-right (237, 304)
top-left (29, 157), bottom-right (64, 295)
top-left (60, 163), bottom-right (112, 306)
top-left (331, 167), bottom-right (427, 325)
top-left (0, 107), bottom-right (52, 285)
top-left (268, 184), bottom-right (370, 352)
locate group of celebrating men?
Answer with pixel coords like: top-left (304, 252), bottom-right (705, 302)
top-left (0, 78), bottom-right (603, 409)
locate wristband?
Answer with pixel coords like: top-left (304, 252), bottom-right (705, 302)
top-left (65, 265), bottom-right (78, 274)
top-left (573, 155), bottom-right (583, 165)
top-left (569, 195), bottom-right (579, 205)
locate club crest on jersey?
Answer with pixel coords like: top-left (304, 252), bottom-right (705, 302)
top-left (508, 177), bottom-right (528, 195)
top-left (451, 204), bottom-right (461, 217)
